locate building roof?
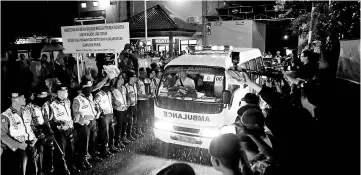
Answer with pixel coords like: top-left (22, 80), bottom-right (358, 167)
top-left (124, 4), bottom-right (202, 32)
top-left (166, 47), bottom-right (262, 69)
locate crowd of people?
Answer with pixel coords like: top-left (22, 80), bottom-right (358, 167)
top-left (1, 44), bottom-right (356, 175)
top-left (156, 48), bottom-right (355, 175)
top-left (1, 43), bottom-right (165, 175)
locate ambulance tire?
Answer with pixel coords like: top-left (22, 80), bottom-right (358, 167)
top-left (157, 139), bottom-right (171, 158)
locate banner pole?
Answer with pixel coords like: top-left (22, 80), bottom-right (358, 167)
top-left (76, 53), bottom-right (81, 85)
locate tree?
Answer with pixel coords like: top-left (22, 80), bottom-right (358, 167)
top-left (275, 0), bottom-right (360, 75)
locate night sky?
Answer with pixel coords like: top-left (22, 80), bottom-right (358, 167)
top-left (1, 1), bottom-right (79, 45)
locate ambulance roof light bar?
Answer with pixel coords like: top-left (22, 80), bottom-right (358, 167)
top-left (189, 45), bottom-right (233, 52)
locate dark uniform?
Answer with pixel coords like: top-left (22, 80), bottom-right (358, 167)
top-left (28, 92), bottom-right (55, 175)
top-left (72, 80), bottom-right (102, 169)
top-left (1, 92), bottom-right (38, 175)
top-left (94, 85), bottom-right (120, 157)
top-left (49, 86), bottom-right (79, 175)
top-left (124, 73), bottom-right (138, 141)
top-left (136, 71), bottom-right (151, 137)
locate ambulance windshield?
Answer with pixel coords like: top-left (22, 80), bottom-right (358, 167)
top-left (157, 66), bottom-right (224, 103)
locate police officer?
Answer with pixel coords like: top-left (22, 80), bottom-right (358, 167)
top-left (1, 91), bottom-right (38, 175)
top-left (148, 68), bottom-right (160, 128)
top-left (72, 78), bottom-right (102, 170)
top-left (30, 90), bottom-right (55, 175)
top-left (94, 80), bottom-right (120, 158)
top-left (111, 75), bottom-right (130, 148)
top-left (124, 71), bottom-right (138, 141)
top-left (49, 85), bottom-right (79, 175)
top-left (136, 68), bottom-right (151, 137)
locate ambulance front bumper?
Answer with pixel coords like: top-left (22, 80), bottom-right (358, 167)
top-left (153, 127), bottom-right (213, 149)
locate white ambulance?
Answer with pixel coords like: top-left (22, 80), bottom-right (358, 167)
top-left (153, 45), bottom-right (263, 149)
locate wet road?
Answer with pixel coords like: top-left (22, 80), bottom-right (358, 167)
top-left (78, 127), bottom-right (222, 175)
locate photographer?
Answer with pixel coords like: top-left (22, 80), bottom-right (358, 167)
top-left (228, 70), bottom-right (316, 175)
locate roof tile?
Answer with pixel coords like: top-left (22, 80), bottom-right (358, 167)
top-left (124, 4), bottom-right (201, 32)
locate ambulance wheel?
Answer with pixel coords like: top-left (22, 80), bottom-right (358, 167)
top-left (157, 139), bottom-right (170, 158)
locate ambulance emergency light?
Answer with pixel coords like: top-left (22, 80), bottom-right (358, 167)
top-left (189, 45), bottom-right (233, 51)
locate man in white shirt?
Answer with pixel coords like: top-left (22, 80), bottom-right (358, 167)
top-left (174, 71), bottom-right (195, 89)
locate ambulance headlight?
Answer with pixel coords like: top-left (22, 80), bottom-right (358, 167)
top-left (154, 120), bottom-right (173, 131)
top-left (200, 128), bottom-right (220, 138)
top-left (219, 125), bottom-right (236, 134)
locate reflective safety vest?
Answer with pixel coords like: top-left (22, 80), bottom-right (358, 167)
top-left (95, 90), bottom-right (113, 115)
top-left (111, 87), bottom-right (128, 111)
top-left (74, 94), bottom-right (97, 120)
top-left (126, 83), bottom-right (137, 106)
top-left (138, 78), bottom-right (151, 100)
top-left (50, 99), bottom-right (73, 129)
top-left (27, 104), bottom-right (44, 126)
top-left (2, 107), bottom-right (36, 142)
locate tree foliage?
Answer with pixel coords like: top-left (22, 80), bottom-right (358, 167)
top-left (275, 0), bottom-right (360, 72)
top-left (275, 0), bottom-right (360, 41)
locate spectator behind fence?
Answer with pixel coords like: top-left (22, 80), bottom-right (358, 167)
top-left (209, 133), bottom-right (253, 175)
top-left (156, 163), bottom-right (196, 175)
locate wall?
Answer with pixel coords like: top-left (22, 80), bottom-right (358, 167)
top-left (206, 20), bottom-right (253, 48)
top-left (78, 0), bottom-right (128, 23)
top-left (252, 22), bottom-right (266, 53)
top-left (130, 1), bottom-right (202, 22)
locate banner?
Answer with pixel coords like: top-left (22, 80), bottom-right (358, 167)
top-left (61, 23), bottom-right (130, 53)
top-left (336, 40), bottom-right (360, 84)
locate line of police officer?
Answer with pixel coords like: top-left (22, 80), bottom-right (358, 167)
top-left (1, 68), bottom-right (160, 175)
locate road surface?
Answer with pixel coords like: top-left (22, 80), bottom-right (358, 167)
top-left (78, 127), bottom-right (222, 175)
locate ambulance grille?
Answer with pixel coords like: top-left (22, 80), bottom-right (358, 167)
top-left (173, 126), bottom-right (200, 134)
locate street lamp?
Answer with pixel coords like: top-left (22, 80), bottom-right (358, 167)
top-left (283, 35), bottom-right (289, 40)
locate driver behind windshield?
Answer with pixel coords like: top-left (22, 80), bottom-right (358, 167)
top-left (174, 71), bottom-right (195, 90)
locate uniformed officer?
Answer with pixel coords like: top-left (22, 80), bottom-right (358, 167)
top-left (49, 85), bottom-right (80, 174)
top-left (124, 71), bottom-right (138, 141)
top-left (29, 90), bottom-right (55, 175)
top-left (94, 80), bottom-right (120, 158)
top-left (1, 91), bottom-right (38, 175)
top-left (136, 68), bottom-right (151, 137)
top-left (111, 75), bottom-right (130, 148)
top-left (148, 68), bottom-right (160, 128)
top-left (72, 78), bottom-right (102, 170)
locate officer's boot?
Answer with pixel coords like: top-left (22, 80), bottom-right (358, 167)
top-left (100, 144), bottom-right (114, 158)
top-left (109, 144), bottom-right (121, 153)
top-left (127, 122), bottom-right (136, 141)
top-left (79, 158), bottom-right (92, 170)
top-left (132, 126), bottom-right (140, 138)
top-left (137, 126), bottom-right (145, 137)
top-left (90, 154), bottom-right (103, 163)
top-left (116, 141), bottom-right (126, 149)
top-left (122, 135), bottom-right (131, 145)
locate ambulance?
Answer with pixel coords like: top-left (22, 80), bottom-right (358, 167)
top-left (153, 45), bottom-right (264, 149)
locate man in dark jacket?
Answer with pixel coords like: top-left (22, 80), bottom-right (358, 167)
top-left (119, 44), bottom-right (139, 76)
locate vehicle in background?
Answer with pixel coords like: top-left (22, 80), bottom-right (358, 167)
top-left (74, 16), bottom-right (106, 26)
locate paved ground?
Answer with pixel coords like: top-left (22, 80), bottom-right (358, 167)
top-left (78, 127), bottom-right (222, 175)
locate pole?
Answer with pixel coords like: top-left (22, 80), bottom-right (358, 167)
top-left (76, 54), bottom-right (81, 85)
top-left (144, 0), bottom-right (148, 54)
top-left (308, 2), bottom-right (315, 44)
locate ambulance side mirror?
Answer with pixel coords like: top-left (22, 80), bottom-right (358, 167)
top-left (222, 90), bottom-right (231, 105)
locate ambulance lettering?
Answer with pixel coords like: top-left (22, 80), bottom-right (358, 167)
top-left (163, 111), bottom-right (210, 122)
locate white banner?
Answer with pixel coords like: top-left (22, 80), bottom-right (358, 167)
top-left (61, 23), bottom-right (130, 53)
